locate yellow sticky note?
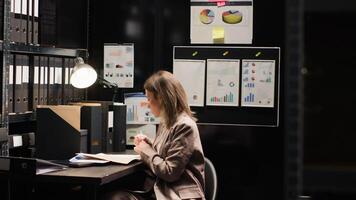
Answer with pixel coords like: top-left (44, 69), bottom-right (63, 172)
top-left (212, 27), bottom-right (224, 43)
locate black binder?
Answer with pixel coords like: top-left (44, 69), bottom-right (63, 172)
top-left (14, 54), bottom-right (23, 113)
top-left (39, 56), bottom-right (48, 105)
top-left (54, 57), bottom-right (63, 105)
top-left (32, 56), bottom-right (40, 111)
top-left (12, 0), bottom-right (22, 43)
top-left (92, 101), bottom-right (114, 153)
top-left (8, 54), bottom-right (15, 114)
top-left (81, 105), bottom-right (103, 154)
top-left (73, 101), bottom-right (115, 153)
top-left (33, 0), bottom-right (39, 44)
top-left (10, 0), bottom-right (15, 42)
top-left (48, 57), bottom-right (55, 105)
top-left (20, 0), bottom-right (27, 43)
top-left (27, 0), bottom-right (33, 44)
top-left (112, 104), bottom-right (127, 152)
top-left (21, 54), bottom-right (30, 112)
top-left (63, 58), bottom-right (72, 104)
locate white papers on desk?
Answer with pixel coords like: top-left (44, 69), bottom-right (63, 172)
top-left (69, 153), bottom-right (110, 164)
top-left (73, 153), bottom-right (141, 165)
top-left (173, 59), bottom-right (206, 107)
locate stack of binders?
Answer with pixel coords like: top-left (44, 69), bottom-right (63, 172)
top-left (9, 0), bottom-right (39, 44)
top-left (8, 54), bottom-right (86, 113)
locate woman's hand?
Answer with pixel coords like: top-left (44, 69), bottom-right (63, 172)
top-left (134, 140), bottom-right (150, 154)
top-left (134, 133), bottom-right (151, 154)
top-left (134, 133), bottom-right (148, 146)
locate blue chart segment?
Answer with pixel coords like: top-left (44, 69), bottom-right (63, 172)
top-left (126, 105), bottom-right (137, 122)
top-left (245, 83), bottom-right (254, 88)
top-left (244, 93), bottom-right (255, 102)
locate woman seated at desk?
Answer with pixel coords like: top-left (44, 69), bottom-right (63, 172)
top-left (103, 70), bottom-right (205, 200)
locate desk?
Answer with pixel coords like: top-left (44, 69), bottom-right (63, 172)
top-left (1, 160), bottom-right (143, 200)
top-left (36, 161), bottom-right (143, 200)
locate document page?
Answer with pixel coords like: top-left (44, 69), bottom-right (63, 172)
top-left (78, 153), bottom-right (141, 165)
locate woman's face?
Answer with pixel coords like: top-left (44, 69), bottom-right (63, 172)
top-left (146, 90), bottom-right (161, 117)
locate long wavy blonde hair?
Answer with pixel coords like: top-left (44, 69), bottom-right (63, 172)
top-left (144, 70), bottom-right (196, 128)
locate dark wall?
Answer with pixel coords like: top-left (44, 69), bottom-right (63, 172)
top-left (39, 0), bottom-right (87, 48)
top-left (56, 0), bottom-right (87, 48)
top-left (88, 0), bottom-right (285, 199)
top-left (303, 2), bottom-right (356, 199)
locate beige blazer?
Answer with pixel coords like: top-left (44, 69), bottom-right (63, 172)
top-left (139, 113), bottom-right (205, 200)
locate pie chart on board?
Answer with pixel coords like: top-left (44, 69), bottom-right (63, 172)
top-left (200, 9), bottom-right (215, 24)
top-left (222, 10), bottom-right (243, 24)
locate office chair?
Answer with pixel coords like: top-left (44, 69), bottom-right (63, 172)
top-left (205, 157), bottom-right (217, 200)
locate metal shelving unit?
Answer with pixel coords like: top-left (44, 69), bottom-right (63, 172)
top-left (1, 0), bottom-right (90, 147)
top-left (1, 0), bottom-right (11, 156)
top-left (0, 42), bottom-right (87, 57)
top-left (4, 41), bottom-right (87, 57)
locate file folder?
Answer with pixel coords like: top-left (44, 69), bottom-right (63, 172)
top-left (39, 58), bottom-right (44, 105)
top-left (112, 104), bottom-right (127, 152)
top-left (13, 0), bottom-right (22, 43)
top-left (33, 0), bottom-right (39, 44)
top-left (81, 101), bottom-right (115, 153)
top-left (43, 58), bottom-right (49, 104)
top-left (8, 54), bottom-right (15, 114)
top-left (33, 56), bottom-right (40, 111)
top-left (70, 102), bottom-right (107, 154)
top-left (20, 0), bottom-right (27, 43)
top-left (27, 0), bottom-right (33, 44)
top-left (21, 55), bottom-right (30, 112)
top-left (80, 105), bottom-right (102, 154)
top-left (48, 57), bottom-right (55, 105)
top-left (39, 56), bottom-right (48, 105)
top-left (10, 0), bottom-right (15, 42)
top-left (63, 58), bottom-right (72, 104)
top-left (54, 57), bottom-right (63, 104)
top-left (14, 54), bottom-right (23, 113)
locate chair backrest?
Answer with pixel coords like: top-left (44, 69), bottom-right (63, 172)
top-left (205, 157), bottom-right (217, 200)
